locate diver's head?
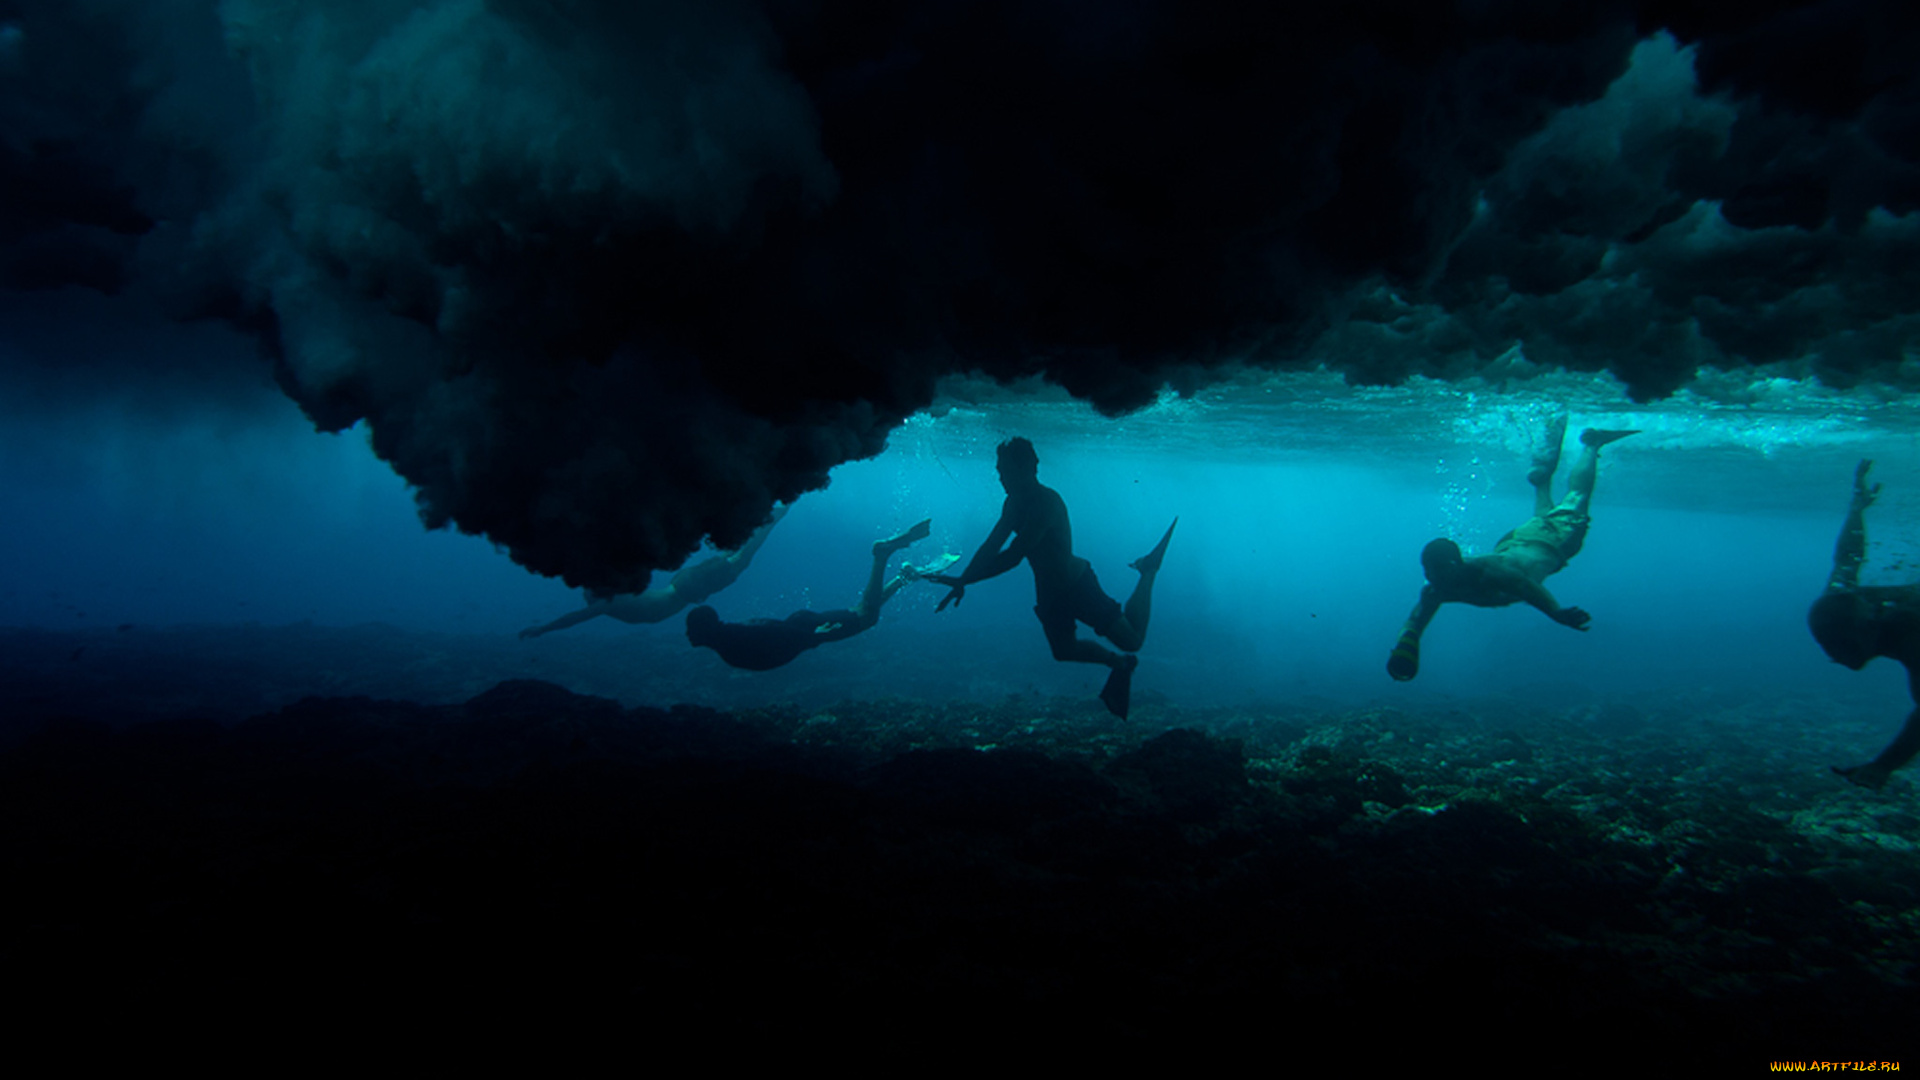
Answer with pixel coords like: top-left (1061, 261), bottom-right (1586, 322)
top-left (996, 437), bottom-right (1040, 491)
top-left (1420, 538), bottom-right (1465, 584)
top-left (1808, 590), bottom-right (1877, 670)
top-left (685, 605), bottom-right (722, 647)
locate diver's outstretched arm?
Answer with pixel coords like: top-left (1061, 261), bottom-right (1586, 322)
top-left (519, 602), bottom-right (606, 639)
top-left (522, 587), bottom-right (688, 637)
top-left (957, 515), bottom-right (1020, 583)
top-left (1509, 576), bottom-right (1590, 630)
top-left (952, 546), bottom-right (1022, 585)
top-left (934, 513), bottom-right (1016, 611)
top-left (1387, 588), bottom-right (1442, 681)
top-left (1835, 705), bottom-right (1920, 790)
top-left (1829, 459), bottom-right (1879, 591)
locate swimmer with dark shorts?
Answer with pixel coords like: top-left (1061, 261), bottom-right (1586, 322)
top-left (927, 437), bottom-right (1176, 719)
top-left (522, 505), bottom-right (788, 639)
top-left (1808, 460), bottom-right (1920, 790)
top-left (686, 519), bottom-right (948, 671)
top-left (1388, 416), bottom-right (1636, 681)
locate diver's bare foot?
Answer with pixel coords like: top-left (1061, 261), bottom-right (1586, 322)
top-left (1130, 517), bottom-right (1178, 574)
top-left (875, 518), bottom-right (932, 555)
top-left (1528, 413), bottom-right (1569, 485)
top-left (1580, 428), bottom-right (1640, 448)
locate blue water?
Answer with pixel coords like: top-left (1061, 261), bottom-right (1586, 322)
top-left (7, 6), bottom-right (1920, 1054)
top-left (5, 296), bottom-right (1916, 741)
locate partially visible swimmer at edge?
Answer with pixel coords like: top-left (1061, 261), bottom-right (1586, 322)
top-left (1809, 460), bottom-right (1920, 790)
top-left (520, 504), bottom-right (787, 639)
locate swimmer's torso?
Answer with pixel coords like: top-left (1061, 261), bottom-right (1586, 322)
top-left (1480, 541), bottom-right (1564, 584)
top-left (1437, 548), bottom-right (1557, 608)
top-left (1004, 483), bottom-right (1084, 591)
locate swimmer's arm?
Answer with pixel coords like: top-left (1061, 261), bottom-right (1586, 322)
top-left (995, 499), bottom-right (1062, 566)
top-left (1397, 588), bottom-right (1441, 639)
top-left (1495, 570), bottom-right (1590, 630)
top-left (957, 489), bottom-right (1061, 579)
top-left (519, 604), bottom-right (600, 639)
top-left (931, 512), bottom-right (1017, 610)
top-left (1889, 695), bottom-right (1920, 776)
top-left (1387, 587), bottom-right (1441, 681)
top-left (1829, 459), bottom-right (1879, 591)
top-left (1409, 587), bottom-right (1441, 632)
top-left (951, 514), bottom-right (1020, 584)
top-left (1837, 690), bottom-right (1920, 789)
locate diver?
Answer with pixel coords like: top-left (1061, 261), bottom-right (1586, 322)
top-left (685, 519), bottom-right (954, 671)
top-left (925, 437), bottom-right (1176, 720)
top-left (1807, 460), bottom-right (1920, 790)
top-left (1388, 416), bottom-right (1637, 681)
top-left (520, 505), bottom-right (788, 639)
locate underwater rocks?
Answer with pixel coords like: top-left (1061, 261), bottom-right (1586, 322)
top-left (1106, 728), bottom-right (1253, 823)
top-left (0, 679), bottom-right (1913, 1058)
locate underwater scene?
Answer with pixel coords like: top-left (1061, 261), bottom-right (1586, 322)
top-left (6, 0), bottom-right (1920, 1065)
top-left (8, 358), bottom-right (1920, 1060)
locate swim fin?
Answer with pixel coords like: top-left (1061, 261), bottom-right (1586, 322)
top-left (1579, 428), bottom-right (1640, 448)
top-left (918, 552), bottom-right (961, 575)
top-left (1100, 654), bottom-right (1138, 719)
top-left (903, 552), bottom-right (961, 580)
top-left (1387, 630), bottom-right (1420, 681)
top-left (1131, 517), bottom-right (1178, 574)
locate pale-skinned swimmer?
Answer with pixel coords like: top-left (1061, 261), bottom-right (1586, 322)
top-left (1808, 460), bottom-right (1920, 790)
top-left (686, 519), bottom-right (954, 671)
top-left (520, 505), bottom-right (787, 639)
top-left (926, 437), bottom-right (1176, 720)
top-left (1388, 416), bottom-right (1636, 681)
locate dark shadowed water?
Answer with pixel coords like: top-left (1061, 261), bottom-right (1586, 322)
top-left (7, 360), bottom-right (1920, 1061)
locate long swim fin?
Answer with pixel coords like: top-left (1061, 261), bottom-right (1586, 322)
top-left (1387, 629), bottom-right (1421, 682)
top-left (1131, 517), bottom-right (1178, 574)
top-left (1099, 654), bottom-right (1138, 719)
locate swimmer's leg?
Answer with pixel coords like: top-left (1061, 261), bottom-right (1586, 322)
top-left (600, 587), bottom-right (690, 625)
top-left (1528, 413), bottom-right (1569, 516)
top-left (877, 518), bottom-right (932, 553)
top-left (1099, 654), bottom-right (1139, 720)
top-left (724, 503), bottom-right (789, 569)
top-left (882, 551), bottom-right (959, 606)
top-left (673, 508), bottom-right (788, 604)
top-left (1040, 612), bottom-right (1135, 718)
top-left (1106, 518), bottom-right (1177, 652)
top-left (1562, 428), bottom-right (1639, 516)
top-left (854, 519), bottom-right (931, 620)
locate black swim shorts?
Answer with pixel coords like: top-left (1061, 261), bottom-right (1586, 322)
top-left (1034, 563), bottom-right (1123, 641)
